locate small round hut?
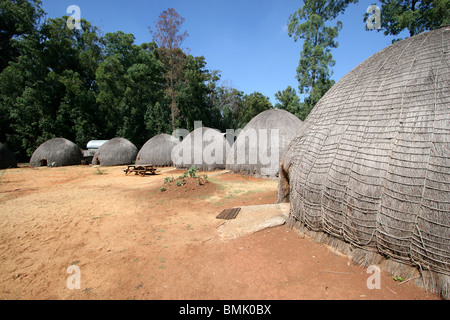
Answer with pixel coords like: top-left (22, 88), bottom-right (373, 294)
top-left (172, 127), bottom-right (229, 171)
top-left (30, 138), bottom-right (82, 167)
top-left (92, 137), bottom-right (137, 166)
top-left (277, 27), bottom-right (450, 299)
top-left (0, 143), bottom-right (17, 169)
top-left (136, 134), bottom-right (179, 166)
top-left (226, 109), bottom-right (303, 179)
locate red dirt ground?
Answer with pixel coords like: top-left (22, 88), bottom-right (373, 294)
top-left (0, 165), bottom-right (441, 300)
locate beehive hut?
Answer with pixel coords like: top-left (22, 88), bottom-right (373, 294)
top-left (226, 109), bottom-right (303, 179)
top-left (136, 134), bottom-right (179, 166)
top-left (277, 27), bottom-right (450, 299)
top-left (92, 137), bottom-right (137, 166)
top-left (172, 127), bottom-right (229, 171)
top-left (30, 138), bottom-right (82, 167)
top-left (0, 143), bottom-right (17, 169)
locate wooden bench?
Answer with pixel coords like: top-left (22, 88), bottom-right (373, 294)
top-left (124, 165), bottom-right (157, 176)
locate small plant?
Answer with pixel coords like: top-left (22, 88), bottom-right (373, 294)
top-left (160, 187), bottom-right (166, 192)
top-left (393, 276), bottom-right (404, 282)
top-left (176, 180), bottom-right (185, 186)
top-left (164, 175), bottom-right (174, 184)
top-left (0, 170), bottom-right (6, 182)
top-left (188, 166), bottom-right (197, 178)
top-left (203, 174), bottom-right (208, 180)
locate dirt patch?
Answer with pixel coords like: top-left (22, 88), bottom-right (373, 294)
top-left (0, 166), bottom-right (442, 300)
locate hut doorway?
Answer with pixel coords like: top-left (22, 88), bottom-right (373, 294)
top-left (277, 163), bottom-right (290, 203)
top-left (40, 159), bottom-right (47, 167)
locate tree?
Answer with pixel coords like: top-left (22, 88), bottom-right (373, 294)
top-left (274, 86), bottom-right (302, 118)
top-left (149, 8), bottom-right (189, 132)
top-left (365, 0), bottom-right (450, 42)
top-left (0, 0), bottom-right (44, 72)
top-left (287, 0), bottom-right (357, 117)
top-left (96, 31), bottom-right (165, 147)
top-left (236, 92), bottom-right (272, 128)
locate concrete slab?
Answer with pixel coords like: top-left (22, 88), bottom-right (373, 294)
top-left (217, 203), bottom-right (290, 241)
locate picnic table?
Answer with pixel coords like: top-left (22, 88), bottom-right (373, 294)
top-left (124, 164), bottom-right (157, 176)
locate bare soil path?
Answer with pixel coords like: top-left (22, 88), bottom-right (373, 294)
top-left (0, 165), bottom-right (441, 300)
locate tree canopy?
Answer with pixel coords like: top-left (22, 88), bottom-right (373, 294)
top-left (0, 3), bottom-right (273, 162)
top-left (364, 0), bottom-right (450, 42)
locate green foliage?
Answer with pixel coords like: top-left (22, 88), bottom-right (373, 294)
top-left (0, 2), bottom-right (268, 162)
top-left (188, 166), bottom-right (198, 178)
top-left (287, 0), bottom-right (356, 119)
top-left (235, 92), bottom-right (272, 128)
top-left (364, 0), bottom-right (450, 42)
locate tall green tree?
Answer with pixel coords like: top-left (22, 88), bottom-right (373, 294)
top-left (0, 0), bottom-right (44, 72)
top-left (235, 92), bottom-right (272, 128)
top-left (287, 0), bottom-right (357, 117)
top-left (149, 8), bottom-right (189, 132)
top-left (0, 16), bottom-right (103, 160)
top-left (274, 86), bottom-right (302, 118)
top-left (96, 31), bottom-right (165, 147)
top-left (365, 0), bottom-right (450, 42)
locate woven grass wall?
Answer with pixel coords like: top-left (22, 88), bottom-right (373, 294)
top-left (92, 137), bottom-right (138, 166)
top-left (30, 138), bottom-right (82, 167)
top-left (136, 134), bottom-right (180, 166)
top-left (172, 127), bottom-right (229, 171)
top-left (226, 109), bottom-right (303, 179)
top-left (277, 27), bottom-right (449, 298)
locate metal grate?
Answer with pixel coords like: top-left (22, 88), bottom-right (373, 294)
top-left (216, 207), bottom-right (241, 220)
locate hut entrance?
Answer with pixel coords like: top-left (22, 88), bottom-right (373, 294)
top-left (40, 159), bottom-right (47, 167)
top-left (277, 163), bottom-right (290, 203)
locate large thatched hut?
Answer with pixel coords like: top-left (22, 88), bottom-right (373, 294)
top-left (172, 127), bottom-right (229, 171)
top-left (92, 137), bottom-right (137, 166)
top-left (30, 138), bottom-right (82, 167)
top-left (277, 27), bottom-right (450, 299)
top-left (30, 138), bottom-right (83, 167)
top-left (136, 134), bottom-right (179, 166)
top-left (226, 109), bottom-right (303, 179)
top-left (0, 143), bottom-right (17, 169)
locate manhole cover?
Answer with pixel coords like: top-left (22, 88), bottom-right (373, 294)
top-left (216, 207), bottom-right (241, 220)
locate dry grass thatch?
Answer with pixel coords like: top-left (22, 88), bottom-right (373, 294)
top-left (30, 138), bottom-right (82, 167)
top-left (0, 143), bottom-right (17, 169)
top-left (92, 137), bottom-right (138, 167)
top-left (172, 127), bottom-right (230, 171)
top-left (277, 27), bottom-right (450, 299)
top-left (226, 109), bottom-right (303, 179)
top-left (136, 134), bottom-right (180, 166)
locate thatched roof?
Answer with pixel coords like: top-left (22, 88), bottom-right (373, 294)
top-left (277, 27), bottom-right (450, 298)
top-left (226, 109), bottom-right (303, 179)
top-left (136, 134), bottom-right (179, 166)
top-left (30, 138), bottom-right (82, 167)
top-left (0, 143), bottom-right (17, 169)
top-left (172, 127), bottom-right (230, 171)
top-left (92, 137), bottom-right (137, 166)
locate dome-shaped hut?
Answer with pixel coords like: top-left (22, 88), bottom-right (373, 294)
top-left (0, 143), bottom-right (17, 169)
top-left (92, 137), bottom-right (137, 166)
top-left (136, 134), bottom-right (179, 166)
top-left (226, 109), bottom-right (303, 179)
top-left (277, 27), bottom-right (450, 299)
top-left (172, 127), bottom-right (229, 171)
top-left (30, 138), bottom-right (82, 167)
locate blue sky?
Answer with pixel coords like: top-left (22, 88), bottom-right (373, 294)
top-left (40, 0), bottom-right (401, 105)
